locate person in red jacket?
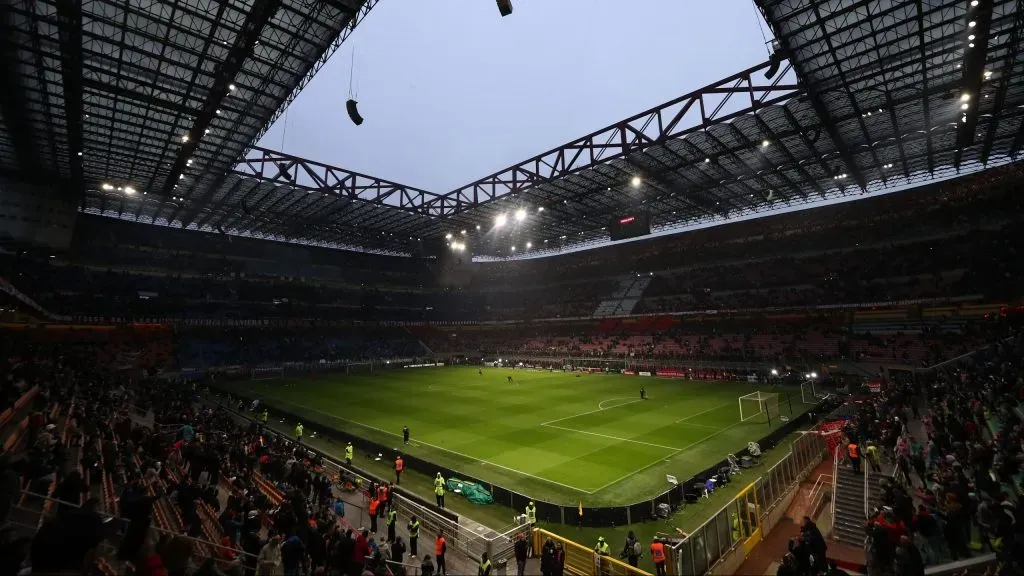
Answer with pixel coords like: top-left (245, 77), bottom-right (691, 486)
top-left (352, 529), bottom-right (371, 575)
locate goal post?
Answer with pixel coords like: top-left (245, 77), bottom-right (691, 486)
top-left (800, 380), bottom-right (820, 404)
top-left (738, 391), bottom-right (780, 424)
top-left (252, 367), bottom-right (285, 381)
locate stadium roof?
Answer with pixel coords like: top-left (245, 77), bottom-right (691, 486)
top-left (1, 0), bottom-right (377, 213)
top-left (6, 0), bottom-right (1024, 258)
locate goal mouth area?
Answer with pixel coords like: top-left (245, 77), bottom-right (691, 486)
top-left (738, 391), bottom-right (781, 423)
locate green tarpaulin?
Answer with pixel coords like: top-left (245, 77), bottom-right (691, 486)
top-left (446, 477), bottom-right (494, 504)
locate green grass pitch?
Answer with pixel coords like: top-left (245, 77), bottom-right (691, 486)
top-left (225, 366), bottom-right (808, 506)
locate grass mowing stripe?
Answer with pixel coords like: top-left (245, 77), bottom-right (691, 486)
top-left (270, 398), bottom-right (596, 494)
top-left (541, 423), bottom-right (684, 451)
top-left (673, 401), bottom-right (734, 423)
top-left (540, 398), bottom-right (643, 426)
top-left (587, 418), bottom-right (749, 494)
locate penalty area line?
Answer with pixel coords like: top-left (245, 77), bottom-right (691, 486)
top-left (587, 418), bottom-right (748, 495)
top-left (541, 398), bottom-right (643, 426)
top-left (270, 400), bottom-right (595, 495)
top-left (542, 424), bottom-right (684, 451)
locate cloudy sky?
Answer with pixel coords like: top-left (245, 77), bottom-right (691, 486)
top-left (257, 0), bottom-right (774, 192)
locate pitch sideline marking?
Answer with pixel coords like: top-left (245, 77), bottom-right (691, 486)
top-left (269, 399), bottom-right (595, 494)
top-left (587, 418), bottom-right (749, 494)
top-left (541, 398), bottom-right (643, 426)
top-left (542, 423), bottom-right (684, 451)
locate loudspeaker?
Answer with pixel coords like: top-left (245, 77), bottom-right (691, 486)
top-left (496, 0), bottom-right (513, 17)
top-left (346, 99), bottom-right (363, 126)
top-left (764, 42), bottom-right (784, 79)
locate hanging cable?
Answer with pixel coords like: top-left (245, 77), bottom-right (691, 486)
top-left (751, 0), bottom-right (772, 57)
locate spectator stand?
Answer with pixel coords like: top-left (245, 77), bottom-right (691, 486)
top-left (211, 394), bottom-right (528, 570)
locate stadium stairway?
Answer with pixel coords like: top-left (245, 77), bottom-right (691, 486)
top-left (593, 276), bottom-right (651, 317)
top-left (832, 464), bottom-right (885, 546)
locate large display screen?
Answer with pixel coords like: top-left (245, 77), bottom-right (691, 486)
top-left (609, 212), bottom-right (651, 241)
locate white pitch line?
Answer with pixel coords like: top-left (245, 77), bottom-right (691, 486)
top-left (598, 397), bottom-right (641, 410)
top-left (588, 418), bottom-right (748, 494)
top-left (542, 424), bottom-right (683, 451)
top-left (541, 398), bottom-right (643, 426)
top-left (270, 400), bottom-right (594, 494)
top-left (674, 401), bottom-right (733, 424)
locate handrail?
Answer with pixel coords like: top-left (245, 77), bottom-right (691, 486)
top-left (830, 442), bottom-right (838, 532)
top-left (862, 446), bottom-right (870, 519)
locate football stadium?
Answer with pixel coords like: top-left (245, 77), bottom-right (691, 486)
top-left (224, 366), bottom-right (813, 505)
top-left (2, 0), bottom-right (1024, 575)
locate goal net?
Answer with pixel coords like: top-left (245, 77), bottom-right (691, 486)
top-left (252, 367), bottom-right (285, 381)
top-left (800, 380), bottom-right (821, 404)
top-left (738, 391), bottom-right (780, 423)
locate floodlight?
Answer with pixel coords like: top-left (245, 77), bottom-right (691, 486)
top-left (515, 209), bottom-right (526, 221)
top-left (445, 233), bottom-right (452, 240)
top-left (526, 242), bottom-right (532, 249)
top-left (631, 176), bottom-right (642, 187)
top-left (495, 214), bottom-right (507, 228)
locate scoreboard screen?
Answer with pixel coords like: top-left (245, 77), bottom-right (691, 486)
top-left (609, 212), bottom-right (651, 241)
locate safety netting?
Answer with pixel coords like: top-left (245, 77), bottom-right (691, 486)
top-left (446, 477), bottom-right (494, 504)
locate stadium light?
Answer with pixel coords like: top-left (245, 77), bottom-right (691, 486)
top-left (761, 139), bottom-right (770, 147)
top-left (460, 230), bottom-right (466, 235)
top-left (810, 372), bottom-right (818, 379)
top-left (537, 206), bottom-right (544, 212)
top-left (445, 233), bottom-right (452, 240)
top-left (968, 21), bottom-right (976, 27)
top-left (968, 34), bottom-right (976, 40)
top-left (476, 224), bottom-right (481, 230)
top-left (124, 186), bottom-right (137, 195)
top-left (526, 242), bottom-right (532, 249)
top-left (511, 245), bottom-right (516, 252)
top-left (229, 84), bottom-right (237, 91)
top-left (181, 134), bottom-right (189, 143)
top-left (495, 214), bottom-right (507, 228)
top-left (971, 0), bottom-right (978, 5)
top-left (961, 93), bottom-right (971, 102)
top-left (631, 176), bottom-right (642, 187)
top-left (770, 368), bottom-right (779, 376)
top-left (101, 183), bottom-right (113, 190)
top-left (515, 209), bottom-right (526, 221)
top-left (961, 103), bottom-right (969, 110)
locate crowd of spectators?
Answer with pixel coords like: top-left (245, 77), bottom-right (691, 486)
top-left (2, 164), bottom-right (1022, 326)
top-left (834, 322), bottom-right (1024, 576)
top-left (0, 338), bottom-right (440, 576)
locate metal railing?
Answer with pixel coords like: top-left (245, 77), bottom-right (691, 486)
top-left (863, 449), bottom-right (870, 519)
top-left (830, 443), bottom-right (839, 532)
top-left (532, 528), bottom-right (652, 576)
top-left (806, 473), bottom-right (832, 533)
top-left (672, 431), bottom-right (827, 576)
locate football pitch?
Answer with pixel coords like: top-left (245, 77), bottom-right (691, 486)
top-left (225, 366), bottom-right (809, 506)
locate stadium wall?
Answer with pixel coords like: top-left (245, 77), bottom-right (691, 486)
top-left (216, 383), bottom-right (829, 528)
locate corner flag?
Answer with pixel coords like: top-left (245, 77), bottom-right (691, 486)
top-left (578, 500), bottom-right (583, 517)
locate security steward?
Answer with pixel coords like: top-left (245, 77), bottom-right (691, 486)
top-left (387, 507), bottom-right (398, 542)
top-left (525, 501), bottom-right (537, 526)
top-left (395, 455), bottom-right (405, 485)
top-left (294, 422), bottom-right (304, 443)
top-left (408, 515), bottom-right (421, 556)
top-left (368, 495), bottom-right (380, 533)
top-left (345, 442), bottom-right (353, 465)
top-left (650, 539), bottom-right (667, 576)
top-left (478, 552), bottom-right (491, 576)
top-left (595, 536), bottom-right (610, 555)
top-left (434, 473), bottom-right (446, 508)
top-left (377, 482), bottom-right (390, 512)
top-left (259, 409), bottom-right (269, 429)
top-left (435, 533), bottom-right (447, 576)
top-left (848, 440), bottom-right (861, 473)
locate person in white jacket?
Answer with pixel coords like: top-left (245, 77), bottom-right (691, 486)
top-left (257, 535), bottom-right (283, 576)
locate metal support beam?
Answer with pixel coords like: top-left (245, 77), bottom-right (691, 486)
top-left (426, 59), bottom-right (801, 214)
top-left (232, 147), bottom-right (446, 216)
top-left (954, 0), bottom-right (995, 169)
top-left (0, 4), bottom-right (42, 175)
top-left (54, 0), bottom-right (84, 199)
top-left (158, 0), bottom-right (284, 200)
top-left (980, 0), bottom-right (1022, 165)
